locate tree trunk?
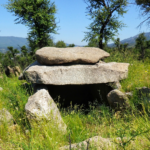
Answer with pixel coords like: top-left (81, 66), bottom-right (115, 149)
top-left (98, 11), bottom-right (113, 49)
top-left (99, 40), bottom-right (103, 49)
top-left (99, 29), bottom-right (104, 49)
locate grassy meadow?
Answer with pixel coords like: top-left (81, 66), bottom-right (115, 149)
top-left (1, 50), bottom-right (150, 149)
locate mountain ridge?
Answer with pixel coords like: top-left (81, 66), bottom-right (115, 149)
top-left (1, 32), bottom-right (150, 53)
top-left (0, 36), bottom-right (28, 53)
top-left (0, 36), bottom-right (82, 53)
top-left (108, 32), bottom-right (150, 47)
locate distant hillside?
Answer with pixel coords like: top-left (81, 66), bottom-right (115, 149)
top-left (1, 33), bottom-right (150, 53)
top-left (0, 36), bottom-right (28, 53)
top-left (108, 32), bottom-right (150, 47)
top-left (0, 36), bottom-right (83, 53)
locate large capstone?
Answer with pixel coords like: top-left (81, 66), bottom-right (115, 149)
top-left (24, 61), bottom-right (129, 85)
top-left (35, 47), bottom-right (110, 65)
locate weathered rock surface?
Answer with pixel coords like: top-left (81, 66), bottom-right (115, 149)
top-left (59, 136), bottom-right (137, 150)
top-left (19, 64), bottom-right (34, 80)
top-left (107, 89), bottom-right (130, 110)
top-left (36, 47), bottom-right (110, 65)
top-left (5, 66), bottom-right (21, 77)
top-left (107, 81), bottom-right (122, 90)
top-left (59, 136), bottom-right (117, 150)
top-left (13, 66), bottom-right (21, 77)
top-left (18, 73), bottom-right (24, 80)
top-left (5, 66), bottom-right (14, 77)
top-left (24, 61), bottom-right (129, 85)
top-left (25, 85), bottom-right (67, 132)
top-left (125, 92), bottom-right (133, 98)
top-left (0, 108), bottom-right (14, 126)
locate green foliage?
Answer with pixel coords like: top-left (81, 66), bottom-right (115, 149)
top-left (21, 46), bottom-right (28, 57)
top-left (1, 51), bottom-right (13, 67)
top-left (123, 43), bottom-right (129, 52)
top-left (5, 0), bottom-right (58, 52)
top-left (1, 52), bottom-right (150, 149)
top-left (114, 38), bottom-right (129, 52)
top-left (0, 36), bottom-right (28, 52)
top-left (83, 0), bottom-right (127, 49)
top-left (19, 45), bottom-right (34, 68)
top-left (7, 46), bottom-right (19, 58)
top-left (136, 0), bottom-right (150, 27)
top-left (7, 46), bottom-right (19, 66)
top-left (135, 33), bottom-right (147, 60)
top-left (0, 45), bottom-right (34, 70)
top-left (55, 40), bottom-right (66, 48)
top-left (86, 38), bottom-right (99, 47)
top-left (0, 52), bottom-right (4, 64)
top-left (114, 38), bottom-right (121, 50)
top-left (68, 44), bottom-right (75, 47)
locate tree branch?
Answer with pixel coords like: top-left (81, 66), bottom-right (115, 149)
top-left (102, 0), bottom-right (107, 8)
top-left (137, 16), bottom-right (150, 28)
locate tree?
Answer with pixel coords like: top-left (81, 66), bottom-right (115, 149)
top-left (20, 45), bottom-right (30, 63)
top-left (5, 0), bottom-right (58, 52)
top-left (114, 38), bottom-right (121, 50)
top-left (114, 38), bottom-right (129, 52)
top-left (135, 33), bottom-right (147, 60)
top-left (3, 51), bottom-right (14, 67)
top-left (123, 43), bottom-right (129, 52)
top-left (55, 41), bottom-right (66, 48)
top-left (87, 38), bottom-right (99, 47)
top-left (83, 0), bottom-right (127, 49)
top-left (7, 46), bottom-right (19, 65)
top-left (136, 0), bottom-right (150, 27)
top-left (68, 44), bottom-right (75, 47)
top-left (21, 46), bottom-right (28, 57)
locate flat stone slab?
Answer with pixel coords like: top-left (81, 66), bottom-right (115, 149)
top-left (59, 136), bottom-right (130, 150)
top-left (24, 61), bottom-right (129, 85)
top-left (36, 47), bottom-right (110, 65)
top-left (59, 136), bottom-right (113, 150)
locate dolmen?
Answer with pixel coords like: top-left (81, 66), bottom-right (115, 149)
top-left (23, 47), bottom-right (129, 131)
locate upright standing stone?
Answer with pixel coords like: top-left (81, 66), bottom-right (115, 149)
top-left (107, 89), bottom-right (130, 110)
top-left (25, 85), bottom-right (67, 133)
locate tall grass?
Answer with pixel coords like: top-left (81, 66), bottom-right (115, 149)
top-left (0, 50), bottom-right (150, 149)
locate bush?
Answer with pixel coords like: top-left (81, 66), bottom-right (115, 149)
top-left (55, 40), bottom-right (66, 48)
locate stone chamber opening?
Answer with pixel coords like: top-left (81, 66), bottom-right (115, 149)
top-left (47, 83), bottom-right (113, 109)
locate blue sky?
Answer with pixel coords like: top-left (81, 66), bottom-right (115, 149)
top-left (0, 0), bottom-right (149, 45)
